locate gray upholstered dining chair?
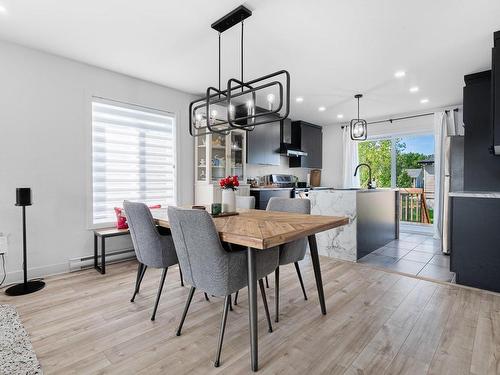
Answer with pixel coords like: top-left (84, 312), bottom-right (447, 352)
top-left (124, 201), bottom-right (181, 321)
top-left (168, 206), bottom-right (278, 367)
top-left (235, 195), bottom-right (256, 209)
top-left (266, 197), bottom-right (311, 322)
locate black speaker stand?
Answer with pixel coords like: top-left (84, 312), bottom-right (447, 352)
top-left (5, 280), bottom-right (45, 296)
top-left (5, 206), bottom-right (46, 296)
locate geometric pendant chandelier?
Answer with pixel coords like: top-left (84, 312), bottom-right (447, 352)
top-left (350, 93), bottom-right (367, 141)
top-left (189, 5), bottom-right (290, 136)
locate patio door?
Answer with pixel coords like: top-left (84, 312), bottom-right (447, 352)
top-left (357, 133), bottom-right (435, 228)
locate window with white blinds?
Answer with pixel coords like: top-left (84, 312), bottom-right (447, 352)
top-left (91, 98), bottom-right (175, 225)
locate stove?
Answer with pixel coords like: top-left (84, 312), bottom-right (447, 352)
top-left (260, 174), bottom-right (296, 188)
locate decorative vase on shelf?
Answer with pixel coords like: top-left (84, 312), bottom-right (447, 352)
top-left (221, 189), bottom-right (236, 213)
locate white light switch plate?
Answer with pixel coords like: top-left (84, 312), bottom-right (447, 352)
top-left (0, 236), bottom-right (8, 255)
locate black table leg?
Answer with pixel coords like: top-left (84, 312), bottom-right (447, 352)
top-left (247, 247), bottom-right (258, 372)
top-left (308, 234), bottom-right (326, 315)
top-left (101, 236), bottom-right (106, 275)
top-left (94, 234), bottom-right (98, 269)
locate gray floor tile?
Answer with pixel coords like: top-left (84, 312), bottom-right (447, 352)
top-left (428, 254), bottom-right (450, 268)
top-left (384, 240), bottom-right (418, 251)
top-left (359, 253), bottom-right (398, 267)
top-left (399, 234), bottom-right (430, 244)
top-left (421, 238), bottom-right (441, 246)
top-left (372, 247), bottom-right (386, 254)
top-left (417, 263), bottom-right (455, 282)
top-left (377, 246), bottom-right (411, 259)
top-left (413, 243), bottom-right (441, 254)
top-left (386, 259), bottom-right (427, 275)
top-left (402, 250), bottom-right (434, 263)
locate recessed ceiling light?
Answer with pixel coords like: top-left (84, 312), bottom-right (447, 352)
top-left (0, 5), bottom-right (7, 13)
top-left (409, 86), bottom-right (419, 93)
top-left (337, 114), bottom-right (344, 119)
top-left (420, 98), bottom-right (429, 104)
top-left (318, 106), bottom-right (326, 112)
top-left (394, 70), bottom-right (406, 78)
top-left (295, 97), bottom-right (304, 103)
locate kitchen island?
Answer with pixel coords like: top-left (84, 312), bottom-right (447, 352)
top-left (309, 189), bottom-right (399, 261)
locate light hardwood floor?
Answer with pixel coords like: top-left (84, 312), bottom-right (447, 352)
top-left (1, 257), bottom-right (499, 375)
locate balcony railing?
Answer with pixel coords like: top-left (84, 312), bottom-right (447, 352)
top-left (399, 188), bottom-right (431, 224)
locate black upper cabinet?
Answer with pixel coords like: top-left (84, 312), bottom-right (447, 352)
top-left (289, 121), bottom-right (323, 168)
top-left (463, 71), bottom-right (500, 191)
top-left (246, 120), bottom-right (281, 165)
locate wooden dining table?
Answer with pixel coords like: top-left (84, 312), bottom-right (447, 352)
top-left (152, 207), bottom-right (349, 372)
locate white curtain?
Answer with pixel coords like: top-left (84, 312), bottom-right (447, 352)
top-left (434, 109), bottom-right (464, 248)
top-left (342, 127), bottom-right (360, 188)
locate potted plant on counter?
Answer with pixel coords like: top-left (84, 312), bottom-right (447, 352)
top-left (219, 175), bottom-right (239, 213)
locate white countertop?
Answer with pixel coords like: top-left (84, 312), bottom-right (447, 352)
top-left (249, 187), bottom-right (294, 191)
top-left (309, 188), bottom-right (398, 193)
top-left (449, 191), bottom-right (500, 199)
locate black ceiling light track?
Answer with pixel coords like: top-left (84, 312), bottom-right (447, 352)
top-left (189, 5), bottom-right (291, 137)
top-left (211, 5), bottom-right (252, 33)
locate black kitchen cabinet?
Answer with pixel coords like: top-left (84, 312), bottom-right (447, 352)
top-left (250, 189), bottom-right (292, 209)
top-left (451, 196), bottom-right (500, 292)
top-left (289, 121), bottom-right (322, 168)
top-left (463, 71), bottom-right (500, 190)
top-left (246, 121), bottom-right (280, 165)
top-left (492, 31), bottom-right (500, 153)
top-left (246, 109), bottom-right (281, 165)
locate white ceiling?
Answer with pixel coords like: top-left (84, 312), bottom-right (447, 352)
top-left (0, 0), bottom-right (500, 126)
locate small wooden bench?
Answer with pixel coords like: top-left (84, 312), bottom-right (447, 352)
top-left (93, 227), bottom-right (133, 274)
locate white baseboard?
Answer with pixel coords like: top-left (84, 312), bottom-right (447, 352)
top-left (3, 262), bottom-right (69, 286)
top-left (68, 249), bottom-right (136, 272)
top-left (1, 249), bottom-right (136, 288)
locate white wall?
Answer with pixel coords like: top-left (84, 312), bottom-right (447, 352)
top-left (321, 125), bottom-right (344, 188)
top-left (0, 40), bottom-right (195, 284)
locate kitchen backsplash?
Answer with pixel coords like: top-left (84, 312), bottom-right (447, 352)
top-left (246, 156), bottom-right (311, 183)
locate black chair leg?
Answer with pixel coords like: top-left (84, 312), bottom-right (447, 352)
top-left (131, 263), bottom-right (147, 302)
top-left (294, 262), bottom-right (308, 301)
top-left (132, 262), bottom-right (143, 294)
top-left (229, 295), bottom-right (233, 311)
top-left (176, 286), bottom-right (196, 336)
top-left (151, 268), bottom-right (168, 321)
top-left (204, 292), bottom-right (210, 301)
top-left (214, 295), bottom-right (231, 367)
top-left (179, 267), bottom-right (184, 287)
top-left (234, 290), bottom-right (239, 305)
top-left (259, 279), bottom-right (273, 333)
top-left (265, 275), bottom-right (269, 288)
top-left (275, 266), bottom-right (280, 323)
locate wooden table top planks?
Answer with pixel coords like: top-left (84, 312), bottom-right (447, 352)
top-left (152, 208), bottom-right (349, 249)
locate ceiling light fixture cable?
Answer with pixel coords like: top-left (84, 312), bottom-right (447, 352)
top-left (218, 32), bottom-right (221, 96)
top-left (241, 20), bottom-right (244, 92)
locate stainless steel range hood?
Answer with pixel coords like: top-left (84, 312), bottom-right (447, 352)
top-left (280, 119), bottom-right (308, 157)
top-left (284, 148), bottom-right (308, 157)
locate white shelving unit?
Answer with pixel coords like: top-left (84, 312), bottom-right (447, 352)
top-left (194, 129), bottom-right (250, 205)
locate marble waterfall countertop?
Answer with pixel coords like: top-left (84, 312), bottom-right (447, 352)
top-left (309, 189), bottom-right (358, 262)
top-left (309, 188), bottom-right (399, 262)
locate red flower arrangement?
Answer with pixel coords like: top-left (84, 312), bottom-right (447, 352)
top-left (219, 175), bottom-right (239, 190)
